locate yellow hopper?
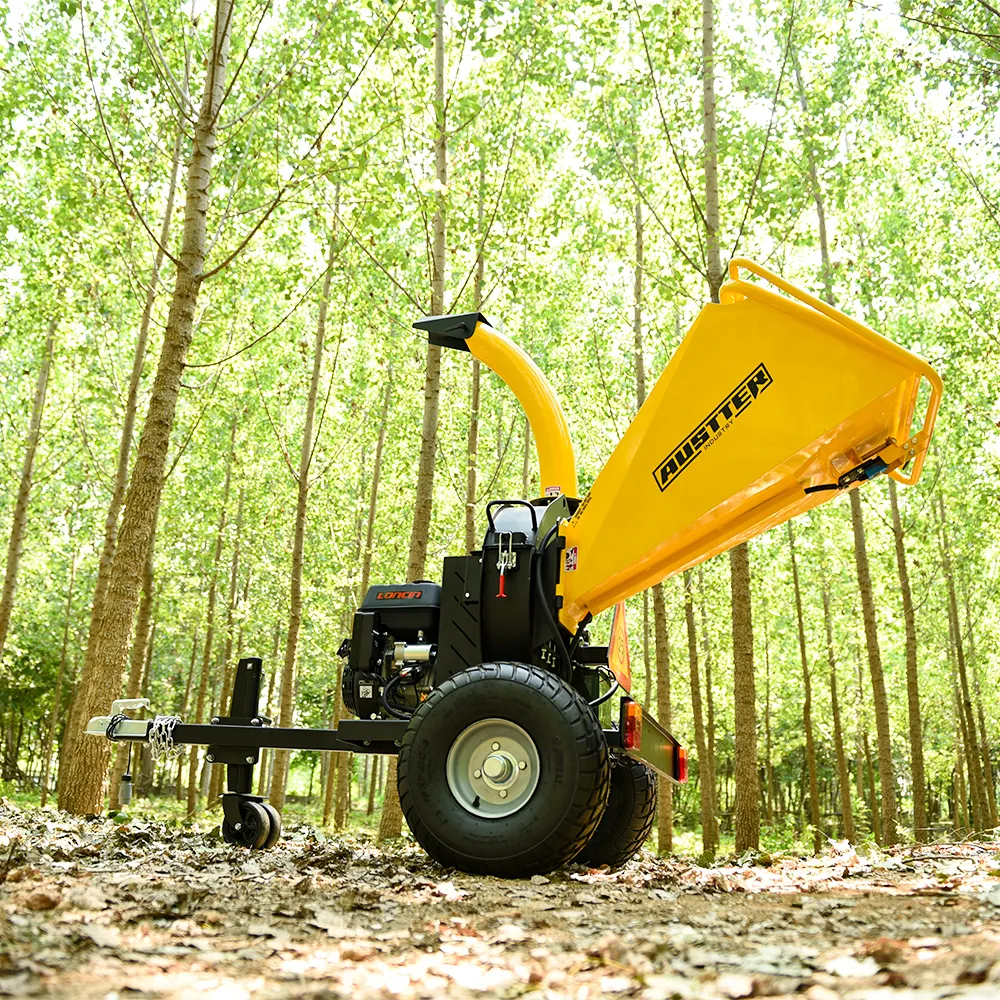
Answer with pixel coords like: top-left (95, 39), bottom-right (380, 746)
top-left (557, 259), bottom-right (941, 627)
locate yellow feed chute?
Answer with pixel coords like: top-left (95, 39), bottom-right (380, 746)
top-left (557, 259), bottom-right (942, 629)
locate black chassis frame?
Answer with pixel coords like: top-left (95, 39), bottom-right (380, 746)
top-left (109, 656), bottom-right (684, 828)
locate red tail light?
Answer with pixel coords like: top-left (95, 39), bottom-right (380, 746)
top-left (622, 701), bottom-right (643, 750)
top-left (676, 746), bottom-right (688, 783)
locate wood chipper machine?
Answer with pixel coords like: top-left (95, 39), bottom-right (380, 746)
top-left (86, 259), bottom-right (941, 877)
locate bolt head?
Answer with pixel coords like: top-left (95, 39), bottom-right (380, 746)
top-left (206, 754), bottom-right (215, 762)
top-left (211, 717), bottom-right (220, 724)
top-left (491, 742), bottom-right (500, 751)
top-left (245, 756), bottom-right (255, 764)
top-left (518, 761), bottom-right (527, 770)
top-left (498, 789), bottom-right (508, 799)
top-left (234, 822), bottom-right (242, 831)
top-left (473, 769), bottom-right (482, 779)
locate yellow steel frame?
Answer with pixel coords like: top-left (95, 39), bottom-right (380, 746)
top-left (724, 259), bottom-right (942, 485)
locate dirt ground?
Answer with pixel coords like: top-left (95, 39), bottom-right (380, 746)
top-left (4, 803), bottom-right (1000, 999)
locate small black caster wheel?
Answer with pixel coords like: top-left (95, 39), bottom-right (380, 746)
top-left (222, 800), bottom-right (271, 849)
top-left (574, 754), bottom-right (657, 869)
top-left (261, 803), bottom-right (282, 849)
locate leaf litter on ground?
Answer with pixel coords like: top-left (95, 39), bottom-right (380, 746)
top-left (4, 799), bottom-right (1000, 999)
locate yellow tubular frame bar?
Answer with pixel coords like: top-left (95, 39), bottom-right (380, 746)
top-left (725, 259), bottom-right (943, 485)
top-left (467, 320), bottom-right (579, 499)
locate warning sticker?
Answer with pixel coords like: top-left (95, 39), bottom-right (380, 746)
top-left (564, 546), bottom-right (578, 572)
top-left (544, 485), bottom-right (561, 497)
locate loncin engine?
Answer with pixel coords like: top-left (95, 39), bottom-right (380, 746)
top-left (339, 585), bottom-right (441, 720)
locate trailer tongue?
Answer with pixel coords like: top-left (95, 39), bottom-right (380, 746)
top-left (87, 259), bottom-right (940, 877)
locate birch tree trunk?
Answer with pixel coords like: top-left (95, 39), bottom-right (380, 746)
top-left (65, 121), bottom-right (186, 787)
top-left (208, 488), bottom-right (244, 805)
top-left (187, 422), bottom-right (236, 816)
top-left (109, 519), bottom-right (158, 807)
top-left (849, 488), bottom-right (897, 844)
top-left (653, 582), bottom-right (672, 852)
top-left (731, 540), bottom-right (759, 852)
top-left (788, 523), bottom-right (820, 852)
top-left (887, 478), bottom-right (928, 840)
top-left (271, 237), bottom-right (338, 811)
top-left (0, 319), bottom-right (55, 662)
top-left (937, 495), bottom-right (988, 831)
top-left (59, 2), bottom-right (233, 813)
top-left (823, 588), bottom-right (855, 843)
top-left (40, 550), bottom-right (76, 807)
top-left (404, 0), bottom-right (447, 585)
top-left (464, 158), bottom-right (486, 552)
top-left (964, 588), bottom-right (998, 827)
top-left (175, 630), bottom-right (198, 801)
top-left (684, 570), bottom-right (715, 859)
top-left (382, 0), bottom-right (448, 843)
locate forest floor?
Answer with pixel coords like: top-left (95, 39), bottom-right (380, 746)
top-left (3, 802), bottom-right (1000, 999)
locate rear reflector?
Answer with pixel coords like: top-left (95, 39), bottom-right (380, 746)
top-left (677, 746), bottom-right (688, 783)
top-left (622, 701), bottom-right (643, 750)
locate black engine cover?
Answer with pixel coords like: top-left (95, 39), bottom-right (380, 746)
top-left (360, 584), bottom-right (441, 638)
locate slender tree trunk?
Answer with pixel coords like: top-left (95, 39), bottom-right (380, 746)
top-left (684, 570), bottom-right (715, 858)
top-left (764, 628), bottom-right (774, 825)
top-left (849, 488), bottom-right (897, 844)
top-left (792, 53), bottom-right (835, 307)
top-left (788, 523), bottom-right (821, 852)
top-left (187, 421), bottom-right (236, 816)
top-left (887, 478), bottom-right (928, 841)
top-left (823, 589), bottom-right (855, 843)
top-left (40, 550), bottom-right (76, 807)
top-left (59, 4), bottom-right (233, 813)
top-left (653, 583), bottom-right (672, 853)
top-left (257, 623), bottom-right (281, 797)
top-left (521, 419), bottom-right (532, 498)
top-left (965, 587), bottom-right (998, 827)
top-left (361, 379), bottom-right (393, 597)
top-left (697, 570), bottom-right (719, 847)
top-left (176, 629), bottom-right (198, 802)
top-left (464, 158), bottom-right (486, 553)
top-left (208, 488), bottom-right (244, 805)
top-left (863, 731), bottom-right (881, 844)
top-left (731, 542), bottom-right (759, 853)
top-left (67, 121), bottom-right (186, 789)
top-left (271, 236), bottom-right (338, 811)
top-left (405, 0), bottom-right (447, 585)
top-left (938, 495), bottom-right (988, 832)
top-left (382, 0), bottom-right (447, 843)
top-left (367, 757), bottom-right (380, 815)
top-left (109, 520), bottom-right (158, 807)
top-left (0, 320), bottom-right (55, 662)
top-left (701, 0), bottom-right (723, 300)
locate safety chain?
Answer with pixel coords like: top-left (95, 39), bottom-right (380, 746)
top-left (147, 716), bottom-right (184, 762)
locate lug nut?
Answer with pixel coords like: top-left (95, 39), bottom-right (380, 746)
top-left (473, 769), bottom-right (482, 779)
top-left (491, 742), bottom-right (500, 751)
top-left (518, 761), bottom-right (527, 770)
top-left (498, 789), bottom-right (508, 798)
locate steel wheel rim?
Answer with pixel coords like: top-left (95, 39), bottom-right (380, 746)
top-left (445, 718), bottom-right (541, 819)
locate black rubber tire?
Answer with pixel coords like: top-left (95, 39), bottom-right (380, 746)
top-left (222, 801), bottom-right (270, 849)
top-left (398, 662), bottom-right (609, 878)
top-left (574, 754), bottom-right (657, 869)
top-left (261, 803), bottom-right (282, 849)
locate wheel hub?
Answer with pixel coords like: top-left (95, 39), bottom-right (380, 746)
top-left (446, 718), bottom-right (540, 818)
